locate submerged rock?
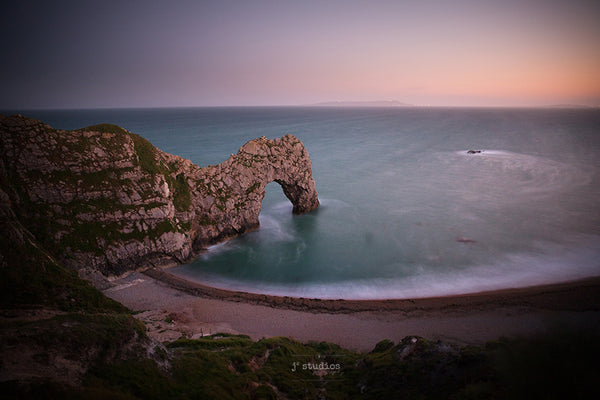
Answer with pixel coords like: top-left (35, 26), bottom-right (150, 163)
top-left (0, 115), bottom-right (319, 276)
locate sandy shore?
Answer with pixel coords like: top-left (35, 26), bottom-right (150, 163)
top-left (103, 269), bottom-right (600, 352)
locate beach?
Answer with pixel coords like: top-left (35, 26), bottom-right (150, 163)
top-left (103, 269), bottom-right (600, 351)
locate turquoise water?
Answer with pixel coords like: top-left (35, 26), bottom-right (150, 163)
top-left (11, 107), bottom-right (600, 298)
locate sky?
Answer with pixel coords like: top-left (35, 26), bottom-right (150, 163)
top-left (1, 0), bottom-right (599, 109)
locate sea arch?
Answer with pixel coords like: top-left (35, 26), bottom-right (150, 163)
top-left (191, 134), bottom-right (320, 249)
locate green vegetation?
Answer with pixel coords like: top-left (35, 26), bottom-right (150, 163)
top-left (167, 334), bottom-right (253, 350)
top-left (130, 133), bottom-right (161, 176)
top-left (79, 123), bottom-right (129, 135)
top-left (14, 201), bottom-right (185, 260)
top-left (80, 335), bottom-right (347, 400)
top-left (25, 168), bottom-right (131, 188)
top-left (59, 219), bottom-right (188, 257)
top-left (3, 312), bottom-right (146, 354)
top-left (168, 172), bottom-right (191, 212)
top-left (246, 181), bottom-right (261, 195)
top-left (201, 184), bottom-right (233, 212)
top-left (59, 123), bottom-right (129, 155)
top-left (197, 217), bottom-right (217, 226)
top-left (1, 207), bottom-right (160, 399)
top-left (9, 177), bottom-right (187, 258)
top-left (9, 328), bottom-right (596, 400)
top-left (130, 132), bottom-right (191, 211)
top-left (0, 219), bottom-right (126, 313)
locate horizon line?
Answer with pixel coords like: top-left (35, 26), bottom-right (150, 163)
top-left (2, 101), bottom-right (599, 112)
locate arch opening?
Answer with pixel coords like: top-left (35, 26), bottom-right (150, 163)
top-left (261, 181), bottom-right (293, 214)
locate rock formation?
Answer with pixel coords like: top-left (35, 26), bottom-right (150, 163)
top-left (0, 114), bottom-right (319, 276)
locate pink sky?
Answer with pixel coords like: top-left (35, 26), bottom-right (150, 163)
top-left (1, 0), bottom-right (599, 108)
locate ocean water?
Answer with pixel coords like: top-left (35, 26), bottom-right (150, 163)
top-left (10, 107), bottom-right (600, 299)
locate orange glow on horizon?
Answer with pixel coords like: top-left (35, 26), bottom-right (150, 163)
top-left (2, 0), bottom-right (599, 108)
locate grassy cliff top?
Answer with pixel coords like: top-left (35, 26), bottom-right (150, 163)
top-left (77, 123), bottom-right (129, 134)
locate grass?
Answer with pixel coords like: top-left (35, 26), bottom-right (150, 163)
top-left (79, 123), bottom-right (129, 135)
top-left (130, 133), bottom-right (161, 176)
top-left (130, 131), bottom-right (191, 211)
top-left (167, 334), bottom-right (254, 351)
top-left (6, 319), bottom-right (600, 400)
top-left (84, 359), bottom-right (176, 400)
top-left (12, 313), bottom-right (147, 354)
top-left (197, 217), bottom-right (217, 226)
top-left (0, 220), bottom-right (126, 313)
top-left (30, 168), bottom-right (129, 188)
top-left (58, 219), bottom-right (186, 258)
top-left (168, 172), bottom-right (191, 212)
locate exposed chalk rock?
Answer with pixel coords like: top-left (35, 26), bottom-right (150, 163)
top-left (0, 115), bottom-right (319, 276)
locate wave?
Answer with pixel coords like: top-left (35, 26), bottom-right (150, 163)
top-left (200, 241), bottom-right (240, 259)
top-left (266, 201), bottom-right (293, 214)
top-left (450, 149), bottom-right (593, 197)
top-left (257, 214), bottom-right (296, 242)
top-left (454, 149), bottom-right (512, 157)
top-left (177, 235), bottom-right (600, 300)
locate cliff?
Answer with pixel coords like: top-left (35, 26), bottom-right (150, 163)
top-left (0, 114), bottom-right (319, 277)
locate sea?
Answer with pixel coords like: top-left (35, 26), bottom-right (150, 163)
top-left (7, 106), bottom-right (600, 299)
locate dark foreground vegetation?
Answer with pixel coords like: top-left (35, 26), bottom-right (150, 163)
top-left (3, 321), bottom-right (600, 399)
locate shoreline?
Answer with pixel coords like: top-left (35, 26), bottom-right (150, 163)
top-left (143, 267), bottom-right (600, 314)
top-left (103, 269), bottom-right (600, 351)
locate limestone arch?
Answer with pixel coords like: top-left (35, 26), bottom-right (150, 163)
top-left (192, 134), bottom-right (319, 248)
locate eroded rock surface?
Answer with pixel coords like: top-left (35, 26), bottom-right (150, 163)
top-left (0, 115), bottom-right (319, 276)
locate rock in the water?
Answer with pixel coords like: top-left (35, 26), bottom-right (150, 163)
top-left (467, 150), bottom-right (482, 154)
top-left (0, 115), bottom-right (319, 276)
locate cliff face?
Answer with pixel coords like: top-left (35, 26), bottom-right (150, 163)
top-left (0, 114), bottom-right (319, 276)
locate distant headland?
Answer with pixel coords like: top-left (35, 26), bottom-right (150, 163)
top-left (311, 100), bottom-right (414, 107)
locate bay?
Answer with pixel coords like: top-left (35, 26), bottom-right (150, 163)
top-left (10, 107), bottom-right (600, 299)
